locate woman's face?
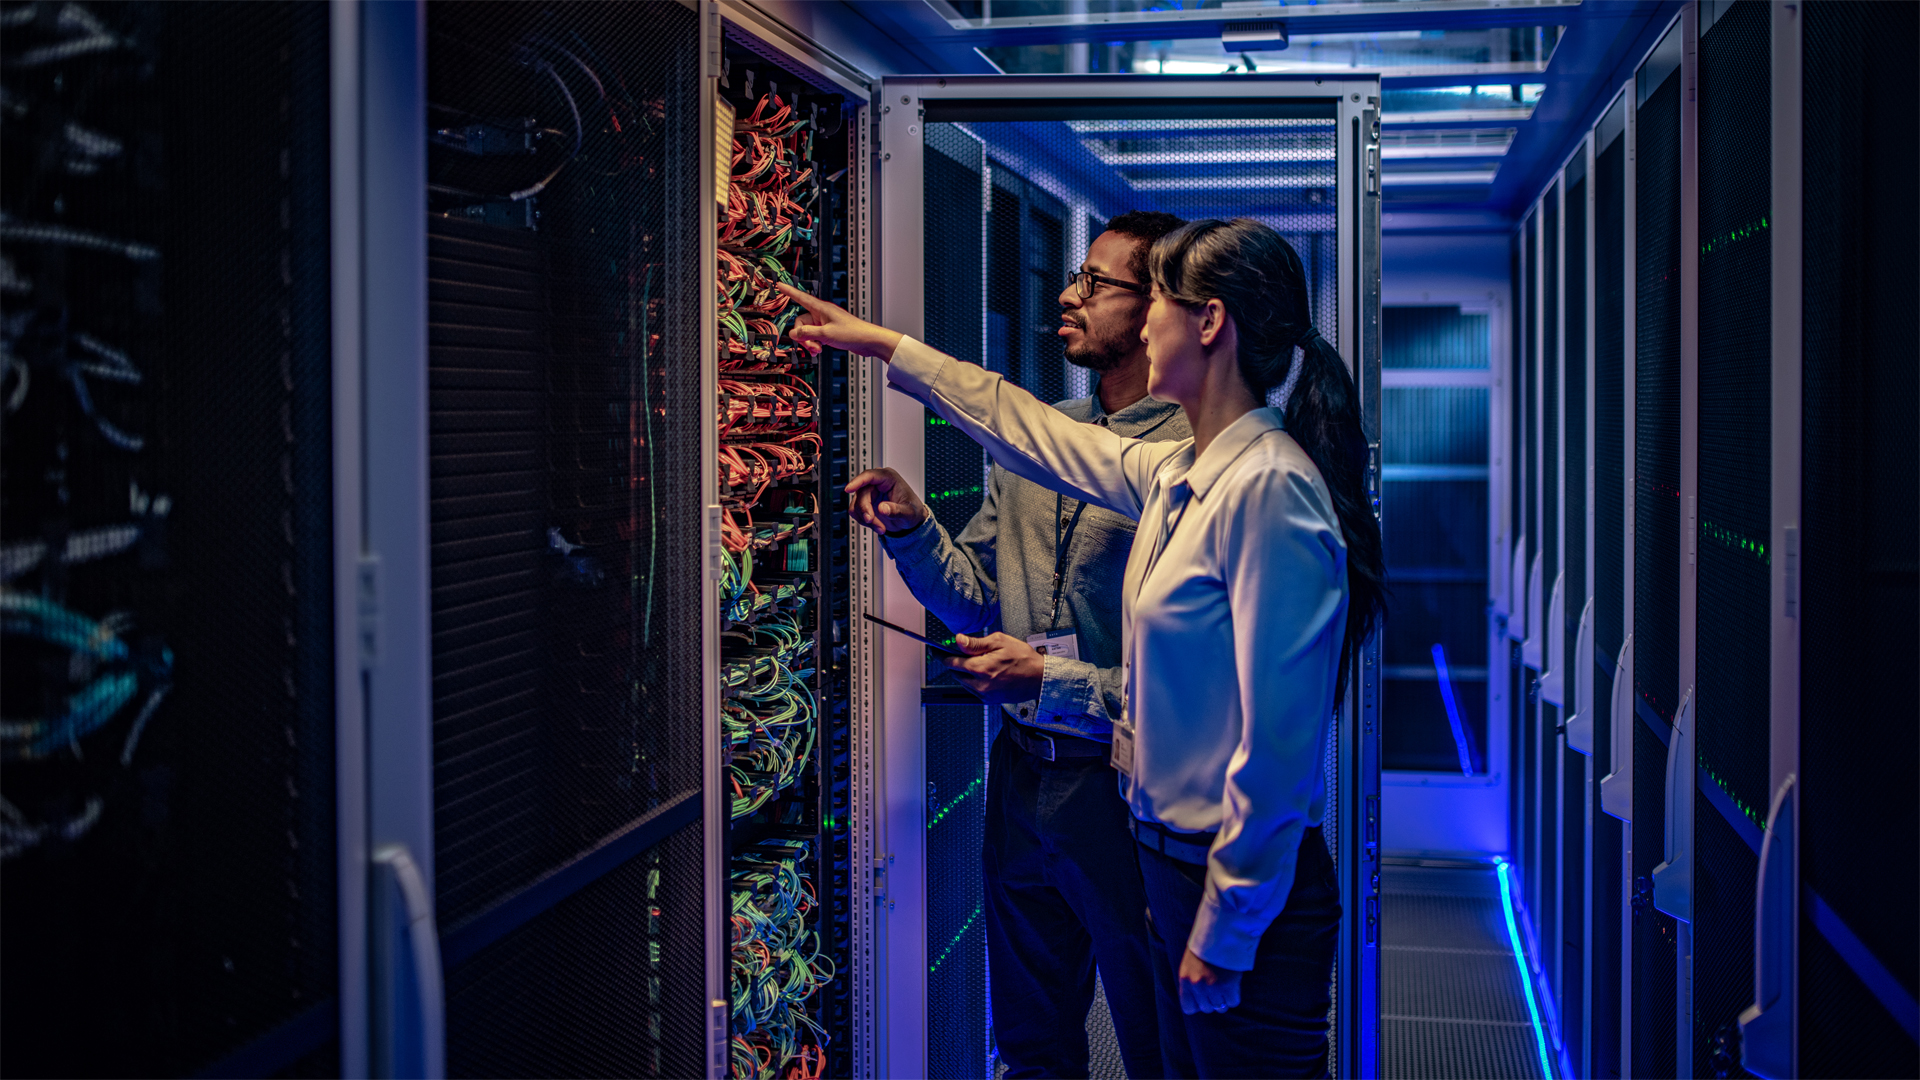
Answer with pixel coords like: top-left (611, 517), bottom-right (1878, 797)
top-left (1141, 285), bottom-right (1210, 406)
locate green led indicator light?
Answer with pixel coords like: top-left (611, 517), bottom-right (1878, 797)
top-left (1701, 217), bottom-right (1769, 256)
top-left (930, 901), bottom-right (985, 974)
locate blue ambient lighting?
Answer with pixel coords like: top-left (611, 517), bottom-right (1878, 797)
top-left (1432, 643), bottom-right (1474, 775)
top-left (1494, 858), bottom-right (1556, 1079)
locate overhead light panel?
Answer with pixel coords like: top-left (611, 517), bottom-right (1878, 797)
top-left (1222, 20), bottom-right (1288, 52)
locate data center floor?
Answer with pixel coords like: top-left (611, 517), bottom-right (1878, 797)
top-left (998, 861), bottom-right (1547, 1080)
top-left (1383, 862), bottom-right (1547, 1079)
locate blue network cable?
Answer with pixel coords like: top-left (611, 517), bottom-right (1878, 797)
top-left (1494, 858), bottom-right (1556, 1079)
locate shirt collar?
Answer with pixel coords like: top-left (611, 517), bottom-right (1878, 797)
top-left (1186, 407), bottom-right (1285, 500)
top-left (1087, 382), bottom-right (1186, 435)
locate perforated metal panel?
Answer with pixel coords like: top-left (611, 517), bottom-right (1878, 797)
top-left (421, 4), bottom-right (706, 1075)
top-left (1559, 172), bottom-right (1589, 1067)
top-left (1594, 137), bottom-right (1627, 666)
top-left (1800, 3), bottom-right (1920, 1076)
top-left (1589, 125), bottom-right (1627, 1080)
top-left (443, 823), bottom-right (707, 1079)
top-left (1693, 6), bottom-right (1772, 1071)
top-left (0, 4), bottom-right (338, 1074)
top-left (1631, 61), bottom-right (1683, 1080)
top-left (1382, 865), bottom-right (1546, 1080)
top-left (926, 703), bottom-right (990, 1080)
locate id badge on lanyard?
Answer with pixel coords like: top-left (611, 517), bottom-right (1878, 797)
top-left (1025, 628), bottom-right (1080, 660)
top-left (1110, 719), bottom-right (1135, 775)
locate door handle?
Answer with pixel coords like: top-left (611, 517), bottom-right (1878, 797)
top-left (1507, 534), bottom-right (1529, 641)
top-left (1566, 598), bottom-right (1596, 753)
top-left (1521, 553), bottom-right (1545, 669)
top-left (1599, 635), bottom-right (1633, 820)
top-left (1493, 534), bottom-right (1511, 618)
top-left (1541, 572), bottom-right (1567, 705)
top-left (1739, 775), bottom-right (1796, 1079)
top-left (373, 844), bottom-right (446, 1079)
top-left (1651, 688), bottom-right (1694, 923)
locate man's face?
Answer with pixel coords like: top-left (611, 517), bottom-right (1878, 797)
top-left (1057, 231), bottom-right (1152, 372)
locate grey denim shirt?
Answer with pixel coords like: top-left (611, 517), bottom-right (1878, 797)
top-left (879, 388), bottom-right (1190, 741)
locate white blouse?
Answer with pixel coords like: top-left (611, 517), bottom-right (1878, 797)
top-left (889, 337), bottom-right (1350, 970)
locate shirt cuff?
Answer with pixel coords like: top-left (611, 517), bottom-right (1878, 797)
top-left (1187, 890), bottom-right (1267, 972)
top-left (886, 336), bottom-right (948, 399)
top-left (876, 515), bottom-right (938, 560)
top-left (1038, 655), bottom-right (1100, 729)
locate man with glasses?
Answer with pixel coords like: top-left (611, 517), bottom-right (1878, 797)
top-left (845, 211), bottom-right (1188, 1078)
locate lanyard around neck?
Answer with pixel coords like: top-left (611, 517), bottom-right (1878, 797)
top-left (1047, 405), bottom-right (1179, 629)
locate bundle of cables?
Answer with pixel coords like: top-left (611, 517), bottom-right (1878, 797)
top-left (721, 650), bottom-right (817, 820)
top-left (0, 591), bottom-right (172, 765)
top-left (718, 84), bottom-right (833, 1075)
top-left (729, 843), bottom-right (833, 1080)
top-left (719, 548), bottom-right (809, 625)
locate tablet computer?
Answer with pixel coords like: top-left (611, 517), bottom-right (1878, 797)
top-left (860, 612), bottom-right (967, 657)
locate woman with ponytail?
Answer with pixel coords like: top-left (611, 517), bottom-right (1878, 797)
top-left (778, 217), bottom-right (1383, 1078)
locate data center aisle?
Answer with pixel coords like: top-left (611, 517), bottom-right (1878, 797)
top-left (1383, 861), bottom-right (1547, 1079)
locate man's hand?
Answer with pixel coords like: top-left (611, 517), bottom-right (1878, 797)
top-left (1177, 948), bottom-right (1244, 1016)
top-left (774, 282), bottom-right (904, 360)
top-left (845, 468), bottom-right (930, 536)
top-left (941, 632), bottom-right (1045, 704)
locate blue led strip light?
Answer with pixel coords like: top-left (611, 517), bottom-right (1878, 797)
top-left (1431, 643), bottom-right (1475, 775)
top-left (1494, 859), bottom-right (1556, 1079)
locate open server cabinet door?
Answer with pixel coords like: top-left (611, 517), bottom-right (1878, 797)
top-left (876, 74), bottom-right (1383, 1079)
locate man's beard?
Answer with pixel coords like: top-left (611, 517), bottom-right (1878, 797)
top-left (1063, 315), bottom-right (1134, 372)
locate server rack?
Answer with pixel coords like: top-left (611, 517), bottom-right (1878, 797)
top-left (1783, 2), bottom-right (1919, 1076)
top-left (709, 16), bottom-right (866, 1078)
top-left (1510, 6), bottom-right (1920, 1078)
top-left (1, 4), bottom-right (341, 1075)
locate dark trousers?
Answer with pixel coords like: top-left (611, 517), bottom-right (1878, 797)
top-left (984, 725), bottom-right (1163, 1079)
top-left (1140, 826), bottom-right (1341, 1080)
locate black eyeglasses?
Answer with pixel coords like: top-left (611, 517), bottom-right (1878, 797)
top-left (1065, 270), bottom-right (1149, 299)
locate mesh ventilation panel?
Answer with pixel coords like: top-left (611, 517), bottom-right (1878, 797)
top-left (1631, 63), bottom-right (1683, 1080)
top-left (1593, 137), bottom-right (1627, 666)
top-left (425, 0), bottom-right (704, 928)
top-left (927, 704), bottom-right (990, 1080)
top-left (0, 4), bottom-right (337, 1074)
top-left (1558, 174), bottom-right (1588, 1065)
top-left (1800, 3), bottom-right (1919, 1075)
top-left (1694, 7), bottom-right (1773, 1071)
top-left (444, 823), bottom-right (706, 1079)
top-left (1633, 74), bottom-right (1682, 731)
top-left (1695, 0), bottom-right (1772, 832)
top-left (1587, 130), bottom-right (1627, 1078)
top-left (1542, 185), bottom-right (1561, 604)
top-left (1524, 214), bottom-right (1538, 563)
top-left (422, 4), bottom-right (707, 1077)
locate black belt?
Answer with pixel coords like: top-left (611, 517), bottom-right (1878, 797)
top-left (1004, 720), bottom-right (1108, 762)
top-left (1130, 817), bottom-right (1217, 866)
top-left (1131, 819), bottom-right (1326, 868)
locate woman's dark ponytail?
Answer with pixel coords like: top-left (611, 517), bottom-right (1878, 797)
top-left (1283, 329), bottom-right (1387, 700)
top-left (1149, 219), bottom-right (1387, 701)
